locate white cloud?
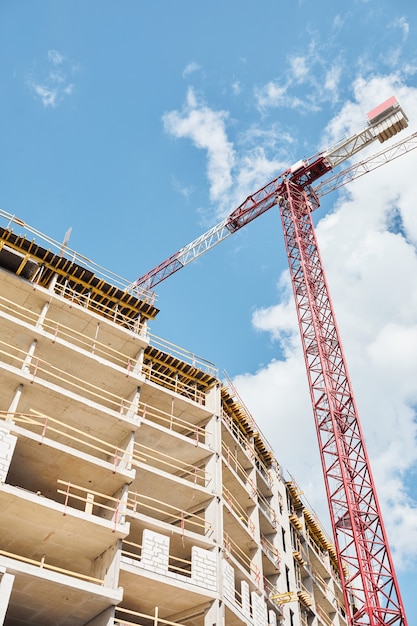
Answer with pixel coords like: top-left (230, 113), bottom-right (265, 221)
top-left (172, 176), bottom-right (194, 199)
top-left (255, 80), bottom-right (311, 112)
top-left (163, 90), bottom-right (292, 222)
top-left (48, 49), bottom-right (64, 65)
top-left (234, 77), bottom-right (417, 569)
top-left (254, 42), bottom-right (337, 113)
top-left (28, 50), bottom-right (76, 108)
top-left (30, 83), bottom-right (58, 108)
top-left (393, 16), bottom-right (410, 40)
top-left (290, 56), bottom-right (309, 82)
top-left (163, 87), bottom-right (235, 204)
top-left (324, 64), bottom-right (342, 101)
top-left (182, 62), bottom-right (201, 78)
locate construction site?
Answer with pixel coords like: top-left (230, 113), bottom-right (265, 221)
top-left (0, 211), bottom-right (347, 626)
top-left (0, 96), bottom-right (413, 626)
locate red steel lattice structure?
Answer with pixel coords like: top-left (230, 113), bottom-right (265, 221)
top-left (134, 97), bottom-right (414, 625)
top-left (279, 179), bottom-right (406, 625)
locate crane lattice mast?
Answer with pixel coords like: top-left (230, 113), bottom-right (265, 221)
top-left (134, 97), bottom-right (413, 625)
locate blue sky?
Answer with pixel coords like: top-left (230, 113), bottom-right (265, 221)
top-left (1, 0), bottom-right (417, 620)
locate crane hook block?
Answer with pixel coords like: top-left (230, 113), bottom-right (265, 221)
top-left (367, 95), bottom-right (408, 143)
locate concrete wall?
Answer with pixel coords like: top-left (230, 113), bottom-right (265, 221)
top-left (0, 422), bottom-right (17, 484)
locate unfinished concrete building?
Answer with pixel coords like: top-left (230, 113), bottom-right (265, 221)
top-left (0, 212), bottom-right (348, 626)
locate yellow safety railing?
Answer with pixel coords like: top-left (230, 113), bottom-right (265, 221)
top-left (261, 534), bottom-right (281, 568)
top-left (222, 442), bottom-right (254, 488)
top-left (148, 332), bottom-right (217, 377)
top-left (0, 293), bottom-right (147, 365)
top-left (221, 410), bottom-right (272, 483)
top-left (0, 299), bottom-right (212, 409)
top-left (316, 605), bottom-right (334, 626)
top-left (0, 339), bottom-right (133, 414)
top-left (127, 490), bottom-right (212, 536)
top-left (4, 409), bottom-right (128, 468)
top-left (222, 486), bottom-right (251, 529)
top-left (57, 479), bottom-right (125, 527)
top-left (138, 402), bottom-right (209, 443)
top-left (114, 606), bottom-right (187, 626)
top-left (0, 549), bottom-right (104, 585)
top-left (2, 408), bottom-right (210, 485)
top-left (141, 362), bottom-right (206, 405)
top-left (223, 533), bottom-right (252, 573)
top-left (54, 281), bottom-right (147, 333)
top-left (132, 441), bottom-right (210, 487)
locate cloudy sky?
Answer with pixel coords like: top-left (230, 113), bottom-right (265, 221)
top-left (1, 0), bottom-right (417, 620)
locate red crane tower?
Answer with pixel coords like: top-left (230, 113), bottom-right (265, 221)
top-left (134, 97), bottom-right (416, 626)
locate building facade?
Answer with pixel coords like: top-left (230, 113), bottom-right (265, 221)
top-left (0, 213), bottom-right (347, 626)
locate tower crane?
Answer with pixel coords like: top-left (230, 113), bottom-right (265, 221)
top-left (134, 97), bottom-right (415, 626)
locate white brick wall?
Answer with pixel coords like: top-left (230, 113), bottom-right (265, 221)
top-left (0, 423), bottom-right (17, 484)
top-left (191, 546), bottom-right (217, 591)
top-left (222, 559), bottom-right (236, 603)
top-left (241, 579), bottom-right (250, 618)
top-left (141, 529), bottom-right (169, 574)
top-left (251, 591), bottom-right (268, 626)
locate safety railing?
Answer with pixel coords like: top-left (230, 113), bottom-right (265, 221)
top-left (138, 404), bottom-right (208, 448)
top-left (0, 549), bottom-right (104, 585)
top-left (305, 530), bottom-right (329, 564)
top-left (148, 332), bottom-right (217, 378)
top-left (142, 362), bottom-right (206, 405)
top-left (127, 490), bottom-right (213, 537)
top-left (121, 538), bottom-right (142, 561)
top-left (132, 441), bottom-right (210, 487)
top-left (0, 293), bottom-right (147, 367)
top-left (222, 486), bottom-right (252, 532)
top-left (257, 491), bottom-right (278, 528)
top-left (222, 442), bottom-right (252, 488)
top-left (313, 568), bottom-right (331, 593)
top-left (2, 403), bottom-right (210, 480)
top-left (263, 579), bottom-right (288, 612)
top-left (114, 606), bottom-right (187, 626)
top-left (0, 298), bottom-right (213, 407)
top-left (4, 409), bottom-right (130, 470)
top-left (0, 339), bottom-right (136, 415)
top-left (57, 479), bottom-right (125, 528)
top-left (221, 409), bottom-right (272, 484)
top-left (122, 538), bottom-right (192, 579)
top-left (260, 534), bottom-right (281, 569)
top-left (54, 281), bottom-right (147, 334)
top-left (316, 605), bottom-right (334, 626)
top-left (223, 533), bottom-right (254, 578)
top-left (138, 401), bottom-right (209, 444)
top-left (0, 208), bottom-right (155, 303)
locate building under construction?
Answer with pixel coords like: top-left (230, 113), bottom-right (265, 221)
top-left (0, 212), bottom-right (347, 626)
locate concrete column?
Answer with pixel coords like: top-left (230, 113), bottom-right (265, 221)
top-left (128, 348), bottom-right (144, 377)
top-left (123, 386), bottom-right (141, 422)
top-left (36, 300), bottom-right (49, 328)
top-left (90, 541), bottom-right (121, 590)
top-left (85, 606), bottom-right (115, 626)
top-left (22, 339), bottom-right (37, 374)
top-left (113, 430), bottom-right (135, 471)
top-left (203, 599), bottom-right (224, 626)
top-left (7, 384), bottom-right (23, 416)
